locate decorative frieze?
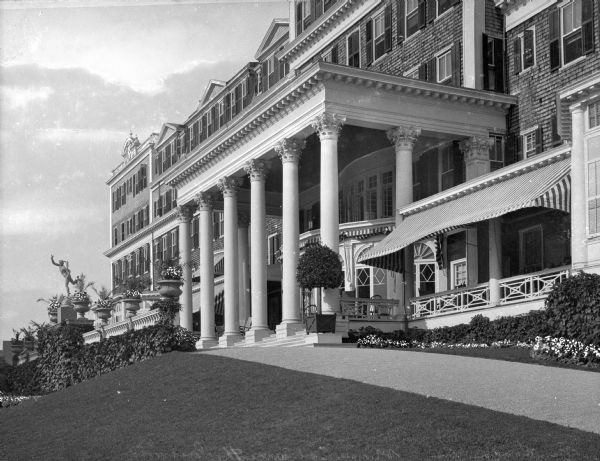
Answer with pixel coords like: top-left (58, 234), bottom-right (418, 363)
top-left (244, 159), bottom-right (269, 182)
top-left (217, 176), bottom-right (243, 197)
top-left (176, 204), bottom-right (196, 223)
top-left (311, 112), bottom-right (345, 139)
top-left (195, 191), bottom-right (216, 211)
top-left (387, 126), bottom-right (421, 149)
top-left (274, 138), bottom-right (305, 163)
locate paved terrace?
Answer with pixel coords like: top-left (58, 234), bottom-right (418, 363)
top-left (200, 346), bottom-right (600, 435)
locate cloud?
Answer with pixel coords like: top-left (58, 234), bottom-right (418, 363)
top-left (0, 85), bottom-right (54, 109)
top-left (36, 127), bottom-right (126, 143)
top-left (1, 204), bottom-right (104, 236)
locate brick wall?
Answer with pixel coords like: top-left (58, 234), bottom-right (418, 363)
top-left (485, 0), bottom-right (503, 37)
top-left (506, 2), bottom-right (600, 152)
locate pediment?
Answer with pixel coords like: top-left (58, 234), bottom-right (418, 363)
top-left (155, 123), bottom-right (182, 148)
top-left (200, 80), bottom-right (227, 106)
top-left (255, 19), bottom-right (289, 60)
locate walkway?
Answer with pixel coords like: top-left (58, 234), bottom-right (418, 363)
top-left (201, 346), bottom-right (600, 435)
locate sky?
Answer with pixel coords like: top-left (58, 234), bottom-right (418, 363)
top-left (0, 0), bottom-right (289, 344)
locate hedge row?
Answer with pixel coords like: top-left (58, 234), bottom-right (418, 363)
top-left (8, 324), bottom-right (196, 395)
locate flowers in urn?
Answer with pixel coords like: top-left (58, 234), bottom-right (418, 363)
top-left (121, 276), bottom-right (147, 299)
top-left (37, 294), bottom-right (64, 318)
top-left (71, 273), bottom-right (94, 303)
top-left (159, 260), bottom-right (183, 281)
top-left (92, 286), bottom-right (116, 325)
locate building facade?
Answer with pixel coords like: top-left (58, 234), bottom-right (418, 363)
top-left (102, 0), bottom-right (598, 345)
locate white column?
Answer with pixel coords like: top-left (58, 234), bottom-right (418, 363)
top-left (244, 159), bottom-right (271, 342)
top-left (237, 211), bottom-right (250, 327)
top-left (461, 136), bottom-right (492, 181)
top-left (462, 0), bottom-right (485, 90)
top-left (177, 204), bottom-right (196, 331)
top-left (274, 138), bottom-right (305, 336)
top-left (571, 104), bottom-right (587, 269)
top-left (195, 191), bottom-right (217, 349)
top-left (217, 176), bottom-right (243, 346)
top-left (489, 217), bottom-right (502, 305)
top-left (387, 126), bottom-right (420, 318)
top-left (312, 112), bottom-right (345, 314)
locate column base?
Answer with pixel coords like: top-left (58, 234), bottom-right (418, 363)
top-left (305, 332), bottom-right (343, 345)
top-left (275, 322), bottom-right (305, 339)
top-left (196, 338), bottom-right (218, 349)
top-left (219, 333), bottom-right (243, 347)
top-left (244, 328), bottom-right (272, 344)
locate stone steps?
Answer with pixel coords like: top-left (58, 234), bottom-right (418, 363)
top-left (233, 330), bottom-right (310, 348)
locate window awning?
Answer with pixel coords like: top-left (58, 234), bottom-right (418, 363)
top-left (359, 157), bottom-right (571, 271)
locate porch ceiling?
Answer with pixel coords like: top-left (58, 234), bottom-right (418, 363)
top-left (360, 151), bottom-right (571, 269)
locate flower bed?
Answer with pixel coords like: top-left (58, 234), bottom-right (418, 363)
top-left (356, 335), bottom-right (531, 350)
top-left (531, 336), bottom-right (600, 368)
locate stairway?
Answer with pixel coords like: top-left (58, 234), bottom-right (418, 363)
top-left (232, 330), bottom-right (310, 348)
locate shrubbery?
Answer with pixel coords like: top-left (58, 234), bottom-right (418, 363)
top-left (7, 323), bottom-right (196, 395)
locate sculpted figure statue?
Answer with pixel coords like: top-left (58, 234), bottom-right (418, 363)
top-left (51, 255), bottom-right (76, 295)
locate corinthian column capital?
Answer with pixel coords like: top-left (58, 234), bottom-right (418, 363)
top-left (274, 138), bottom-right (305, 164)
top-left (218, 176), bottom-right (243, 198)
top-left (311, 112), bottom-right (345, 139)
top-left (387, 126), bottom-right (421, 149)
top-left (176, 204), bottom-right (196, 223)
top-left (244, 159), bottom-right (270, 182)
top-left (195, 191), bottom-right (216, 211)
top-left (460, 136), bottom-right (492, 162)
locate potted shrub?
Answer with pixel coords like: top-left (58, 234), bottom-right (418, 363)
top-left (10, 330), bottom-right (23, 356)
top-left (121, 276), bottom-right (147, 318)
top-left (37, 294), bottom-right (64, 323)
top-left (156, 258), bottom-right (183, 299)
top-left (71, 273), bottom-right (94, 318)
top-left (296, 242), bottom-right (343, 333)
top-left (92, 286), bottom-right (116, 325)
top-left (20, 326), bottom-right (36, 351)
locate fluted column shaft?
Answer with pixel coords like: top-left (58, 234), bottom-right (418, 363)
top-left (489, 217), bottom-right (502, 304)
top-left (275, 139), bottom-right (304, 324)
top-left (237, 212), bottom-right (250, 326)
top-left (312, 113), bottom-right (345, 314)
top-left (195, 192), bottom-right (216, 347)
top-left (245, 159), bottom-right (270, 334)
top-left (177, 204), bottom-right (196, 330)
top-left (218, 177), bottom-right (243, 341)
top-left (571, 105), bottom-right (587, 269)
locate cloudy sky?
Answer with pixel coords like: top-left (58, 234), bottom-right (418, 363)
top-left (0, 0), bottom-right (289, 344)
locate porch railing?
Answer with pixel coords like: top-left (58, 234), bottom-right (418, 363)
top-left (411, 284), bottom-right (489, 318)
top-left (499, 266), bottom-right (570, 304)
top-left (82, 309), bottom-right (162, 344)
top-left (410, 266), bottom-right (570, 319)
top-left (340, 298), bottom-right (398, 319)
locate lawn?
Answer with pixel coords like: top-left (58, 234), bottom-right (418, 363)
top-left (1, 351), bottom-right (599, 460)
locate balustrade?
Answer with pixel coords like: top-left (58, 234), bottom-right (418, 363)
top-left (339, 298), bottom-right (397, 319)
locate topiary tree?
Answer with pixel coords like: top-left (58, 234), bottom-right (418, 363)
top-left (296, 242), bottom-right (343, 291)
top-left (545, 272), bottom-right (600, 345)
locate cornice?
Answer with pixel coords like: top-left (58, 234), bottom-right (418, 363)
top-left (165, 62), bottom-right (516, 190)
top-left (495, 0), bottom-right (557, 31)
top-left (400, 145), bottom-right (571, 217)
top-left (103, 209), bottom-right (179, 258)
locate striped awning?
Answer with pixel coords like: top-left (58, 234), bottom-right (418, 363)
top-left (359, 157), bottom-right (570, 270)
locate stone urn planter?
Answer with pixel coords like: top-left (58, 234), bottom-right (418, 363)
top-left (72, 300), bottom-right (91, 319)
top-left (48, 310), bottom-right (58, 324)
top-left (23, 340), bottom-right (35, 352)
top-left (123, 298), bottom-right (142, 318)
top-left (10, 342), bottom-right (24, 356)
top-left (158, 279), bottom-right (183, 299)
top-left (92, 305), bottom-right (113, 325)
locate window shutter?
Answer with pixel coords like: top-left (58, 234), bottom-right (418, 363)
top-left (418, 0), bottom-right (427, 29)
top-left (451, 41), bottom-right (461, 86)
top-left (512, 38), bottom-right (522, 75)
top-left (551, 114), bottom-right (562, 147)
top-left (315, 0), bottom-right (323, 18)
top-left (582, 0), bottom-right (595, 55)
top-left (427, 57), bottom-right (437, 82)
top-left (493, 37), bottom-right (505, 93)
top-left (418, 62), bottom-right (427, 80)
top-left (535, 126), bottom-right (543, 154)
top-left (397, 0), bottom-right (405, 43)
top-left (523, 29), bottom-right (534, 68)
top-left (366, 20), bottom-right (374, 65)
top-left (261, 61), bottom-right (268, 92)
top-left (482, 33), bottom-right (490, 90)
top-left (384, 3), bottom-right (393, 52)
top-left (331, 45), bottom-right (338, 64)
top-left (427, 0), bottom-right (436, 23)
top-left (549, 8), bottom-right (561, 71)
top-left (452, 141), bottom-right (464, 186)
top-left (296, 1), bottom-right (303, 35)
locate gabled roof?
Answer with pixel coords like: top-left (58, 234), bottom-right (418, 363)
top-left (255, 18), bottom-right (289, 60)
top-left (200, 79), bottom-right (227, 106)
top-left (155, 123), bottom-right (182, 148)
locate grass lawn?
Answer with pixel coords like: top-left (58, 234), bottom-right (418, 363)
top-left (2, 351), bottom-right (599, 460)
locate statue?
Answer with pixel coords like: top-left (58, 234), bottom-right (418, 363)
top-left (51, 255), bottom-right (76, 295)
top-left (122, 132), bottom-right (140, 160)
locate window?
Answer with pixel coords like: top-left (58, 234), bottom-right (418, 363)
top-left (366, 5), bottom-right (391, 65)
top-left (483, 34), bottom-right (504, 92)
top-left (213, 211), bottom-right (224, 239)
top-left (143, 245), bottom-right (150, 273)
top-left (450, 258), bottom-right (467, 289)
top-left (550, 0), bottom-right (594, 70)
top-left (321, 46), bottom-right (338, 64)
top-left (588, 145), bottom-right (600, 235)
top-left (355, 180), bottom-right (365, 221)
top-left (489, 134), bottom-right (505, 171)
top-left (437, 0), bottom-right (455, 16)
top-left (192, 217), bottom-right (199, 250)
top-left (589, 101), bottom-right (600, 129)
top-left (366, 175), bottom-right (377, 220)
top-left (121, 223), bottom-right (125, 241)
top-left (437, 48), bottom-right (452, 83)
top-left (161, 235), bottom-right (168, 262)
top-left (513, 28), bottom-right (535, 74)
top-left (522, 127), bottom-right (541, 158)
top-left (440, 146), bottom-right (454, 191)
top-left (113, 228), bottom-right (118, 246)
top-left (382, 171), bottom-right (393, 218)
top-left (347, 29), bottom-right (360, 67)
top-left (406, 0), bottom-right (422, 38)
top-left (267, 233), bottom-right (280, 265)
top-left (519, 225), bottom-right (543, 273)
top-left (170, 229), bottom-right (178, 259)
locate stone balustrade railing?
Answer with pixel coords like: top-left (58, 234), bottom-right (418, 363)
top-left (82, 309), bottom-right (162, 344)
